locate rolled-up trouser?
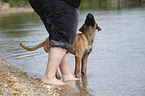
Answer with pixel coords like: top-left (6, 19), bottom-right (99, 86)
top-left (28, 0), bottom-right (79, 52)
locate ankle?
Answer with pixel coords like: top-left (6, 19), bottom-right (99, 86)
top-left (62, 74), bottom-right (73, 78)
top-left (63, 75), bottom-right (80, 81)
top-left (42, 74), bottom-right (56, 81)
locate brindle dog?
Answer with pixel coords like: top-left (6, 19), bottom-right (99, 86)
top-left (20, 13), bottom-right (101, 78)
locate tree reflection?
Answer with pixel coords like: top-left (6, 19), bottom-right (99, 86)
top-left (0, 12), bottom-right (40, 37)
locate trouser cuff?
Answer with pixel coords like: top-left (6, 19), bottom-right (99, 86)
top-left (49, 40), bottom-right (73, 52)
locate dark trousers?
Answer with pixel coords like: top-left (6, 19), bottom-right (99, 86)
top-left (28, 0), bottom-right (79, 52)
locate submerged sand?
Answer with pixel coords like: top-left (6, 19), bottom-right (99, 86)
top-left (0, 57), bottom-right (60, 95)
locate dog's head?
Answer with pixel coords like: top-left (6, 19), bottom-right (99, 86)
top-left (79, 13), bottom-right (101, 32)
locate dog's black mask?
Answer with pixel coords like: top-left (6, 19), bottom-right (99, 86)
top-left (79, 13), bottom-right (101, 32)
top-left (85, 13), bottom-right (95, 27)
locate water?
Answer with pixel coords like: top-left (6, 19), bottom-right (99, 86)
top-left (0, 8), bottom-right (145, 96)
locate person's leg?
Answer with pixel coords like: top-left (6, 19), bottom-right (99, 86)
top-left (41, 47), bottom-right (67, 85)
top-left (60, 53), bottom-right (80, 81)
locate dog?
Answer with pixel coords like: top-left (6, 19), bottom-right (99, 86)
top-left (20, 13), bottom-right (101, 78)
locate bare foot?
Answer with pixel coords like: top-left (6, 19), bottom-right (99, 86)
top-left (63, 75), bottom-right (80, 81)
top-left (41, 77), bottom-right (65, 85)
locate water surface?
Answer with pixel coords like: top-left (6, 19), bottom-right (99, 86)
top-left (0, 8), bottom-right (145, 96)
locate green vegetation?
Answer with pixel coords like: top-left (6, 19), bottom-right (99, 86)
top-left (79, 0), bottom-right (141, 10)
top-left (1, 0), bottom-right (141, 9)
top-left (1, 0), bottom-right (29, 7)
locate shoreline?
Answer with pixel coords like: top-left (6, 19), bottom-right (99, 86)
top-left (0, 57), bottom-right (59, 95)
top-left (0, 7), bottom-right (34, 14)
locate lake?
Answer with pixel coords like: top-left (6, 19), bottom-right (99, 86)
top-left (0, 7), bottom-right (145, 96)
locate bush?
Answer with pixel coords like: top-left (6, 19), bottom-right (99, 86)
top-left (2, 0), bottom-right (29, 8)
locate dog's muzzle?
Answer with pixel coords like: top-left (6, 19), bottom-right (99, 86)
top-left (85, 13), bottom-right (96, 27)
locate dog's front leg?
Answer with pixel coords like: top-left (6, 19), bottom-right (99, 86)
top-left (74, 56), bottom-right (82, 78)
top-left (81, 53), bottom-right (90, 76)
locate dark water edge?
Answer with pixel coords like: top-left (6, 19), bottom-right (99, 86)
top-left (0, 6), bottom-right (145, 96)
top-left (80, 0), bottom-right (145, 10)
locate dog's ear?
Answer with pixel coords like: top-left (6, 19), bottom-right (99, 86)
top-left (79, 24), bottom-right (84, 32)
top-left (96, 24), bottom-right (101, 31)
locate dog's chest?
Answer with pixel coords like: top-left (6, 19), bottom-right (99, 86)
top-left (84, 46), bottom-right (92, 55)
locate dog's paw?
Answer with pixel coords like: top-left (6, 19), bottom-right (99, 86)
top-left (81, 72), bottom-right (86, 76)
top-left (75, 74), bottom-right (80, 78)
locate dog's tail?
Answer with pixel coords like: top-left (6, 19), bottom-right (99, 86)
top-left (20, 42), bottom-right (44, 51)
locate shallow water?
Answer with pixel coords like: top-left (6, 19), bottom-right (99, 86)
top-left (0, 7), bottom-right (145, 96)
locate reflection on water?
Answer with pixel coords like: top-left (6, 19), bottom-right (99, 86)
top-left (1, 7), bottom-right (145, 96)
top-left (57, 76), bottom-right (92, 96)
top-left (75, 76), bottom-right (92, 96)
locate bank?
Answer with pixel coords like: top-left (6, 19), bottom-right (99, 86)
top-left (0, 3), bottom-right (33, 14)
top-left (0, 57), bottom-right (59, 95)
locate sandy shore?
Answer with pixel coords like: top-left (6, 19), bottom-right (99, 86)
top-left (0, 57), bottom-right (60, 95)
top-left (0, 8), bottom-right (34, 14)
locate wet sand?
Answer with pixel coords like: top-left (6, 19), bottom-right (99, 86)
top-left (0, 57), bottom-right (60, 95)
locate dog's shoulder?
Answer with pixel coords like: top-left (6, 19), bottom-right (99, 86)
top-left (76, 33), bottom-right (87, 41)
